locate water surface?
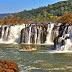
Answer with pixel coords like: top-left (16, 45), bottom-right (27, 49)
top-left (0, 44), bottom-right (72, 72)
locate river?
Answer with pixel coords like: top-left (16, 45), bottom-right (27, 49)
top-left (0, 44), bottom-right (72, 72)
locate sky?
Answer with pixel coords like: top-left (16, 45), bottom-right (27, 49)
top-left (0, 0), bottom-right (66, 14)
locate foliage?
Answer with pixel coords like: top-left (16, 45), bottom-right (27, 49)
top-left (12, 0), bottom-right (72, 23)
top-left (0, 0), bottom-right (72, 24)
top-left (57, 12), bottom-right (72, 24)
top-left (14, 0), bottom-right (71, 17)
top-left (0, 16), bottom-right (29, 25)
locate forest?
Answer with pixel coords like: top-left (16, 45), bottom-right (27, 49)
top-left (0, 0), bottom-right (72, 24)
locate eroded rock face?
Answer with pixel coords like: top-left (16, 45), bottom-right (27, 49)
top-left (0, 60), bottom-right (19, 72)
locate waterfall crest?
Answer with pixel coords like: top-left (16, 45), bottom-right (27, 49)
top-left (53, 24), bottom-right (72, 51)
top-left (0, 23), bottom-right (55, 44)
top-left (0, 24), bottom-right (25, 44)
top-left (0, 23), bottom-right (72, 52)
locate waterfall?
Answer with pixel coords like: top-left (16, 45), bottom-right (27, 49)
top-left (60, 34), bottom-right (72, 51)
top-left (0, 24), bottom-right (25, 44)
top-left (28, 26), bottom-right (32, 44)
top-left (64, 39), bottom-right (71, 51)
top-left (54, 24), bottom-right (72, 51)
top-left (37, 26), bottom-right (41, 44)
top-left (45, 23), bottom-right (54, 44)
top-left (34, 26), bottom-right (37, 44)
top-left (0, 22), bottom-right (72, 48)
top-left (0, 23), bottom-right (55, 44)
top-left (5, 26), bottom-right (9, 40)
top-left (67, 26), bottom-right (72, 42)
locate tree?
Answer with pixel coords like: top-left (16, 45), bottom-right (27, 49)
top-left (57, 12), bottom-right (72, 25)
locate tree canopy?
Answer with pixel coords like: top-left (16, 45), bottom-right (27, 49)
top-left (0, 0), bottom-right (72, 24)
top-left (57, 12), bottom-right (72, 25)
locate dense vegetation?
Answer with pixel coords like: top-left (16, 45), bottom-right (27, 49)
top-left (58, 12), bottom-right (72, 24)
top-left (0, 0), bottom-right (72, 24)
top-left (14, 0), bottom-right (72, 22)
top-left (0, 16), bottom-right (29, 25)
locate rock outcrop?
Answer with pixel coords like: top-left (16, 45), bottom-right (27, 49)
top-left (0, 60), bottom-right (19, 72)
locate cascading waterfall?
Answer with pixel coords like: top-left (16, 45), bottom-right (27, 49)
top-left (37, 26), bottom-right (41, 44)
top-left (67, 26), bottom-right (72, 42)
top-left (0, 23), bottom-right (55, 44)
top-left (0, 22), bottom-right (71, 52)
top-left (62, 25), bottom-right (72, 51)
top-left (28, 26), bottom-right (32, 44)
top-left (64, 35), bottom-right (71, 51)
top-left (0, 24), bottom-right (26, 44)
top-left (45, 23), bottom-right (54, 44)
top-left (58, 34), bottom-right (72, 51)
top-left (54, 24), bottom-right (72, 51)
top-left (25, 28), bottom-right (29, 43)
top-left (34, 26), bottom-right (37, 44)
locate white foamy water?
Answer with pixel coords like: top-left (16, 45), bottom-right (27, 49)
top-left (45, 23), bottom-right (54, 45)
top-left (0, 24), bottom-right (25, 44)
top-left (0, 23), bottom-right (55, 45)
top-left (28, 26), bottom-right (32, 44)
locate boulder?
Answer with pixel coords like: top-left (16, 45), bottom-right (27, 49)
top-left (0, 60), bottom-right (19, 72)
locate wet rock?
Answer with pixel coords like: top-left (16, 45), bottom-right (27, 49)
top-left (0, 60), bottom-right (19, 72)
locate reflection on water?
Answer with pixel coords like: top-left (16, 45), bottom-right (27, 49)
top-left (0, 44), bottom-right (72, 72)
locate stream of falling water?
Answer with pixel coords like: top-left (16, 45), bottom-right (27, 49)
top-left (0, 23), bottom-right (55, 45)
top-left (45, 23), bottom-right (54, 44)
top-left (35, 26), bottom-right (37, 44)
top-left (28, 26), bottom-right (32, 44)
top-left (37, 26), bottom-right (41, 44)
